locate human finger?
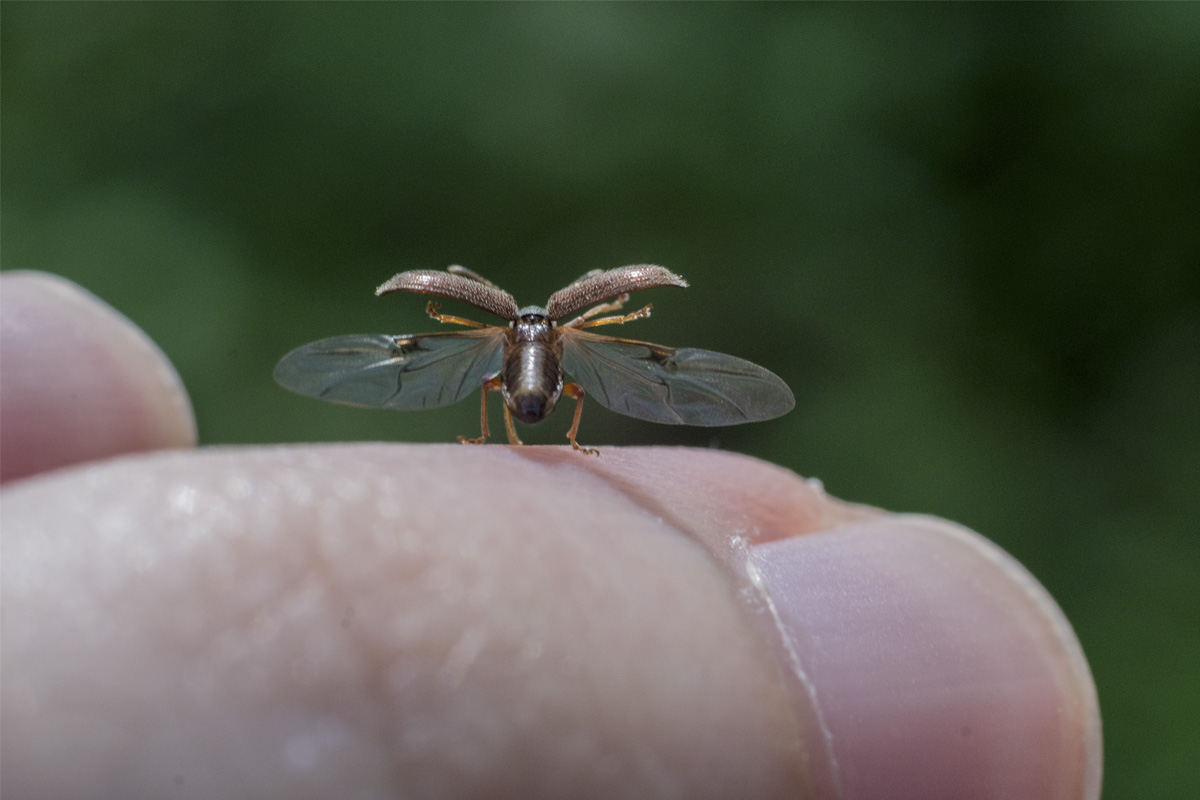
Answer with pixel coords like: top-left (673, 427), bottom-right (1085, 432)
top-left (0, 271), bottom-right (195, 484)
top-left (0, 445), bottom-right (1100, 798)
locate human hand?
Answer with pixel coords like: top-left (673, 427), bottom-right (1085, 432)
top-left (1, 272), bottom-right (1101, 799)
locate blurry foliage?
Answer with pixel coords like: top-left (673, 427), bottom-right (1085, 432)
top-left (3, 3), bottom-right (1199, 795)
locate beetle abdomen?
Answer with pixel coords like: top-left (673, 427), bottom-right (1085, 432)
top-left (502, 316), bottom-right (564, 424)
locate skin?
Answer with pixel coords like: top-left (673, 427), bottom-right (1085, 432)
top-left (1, 271), bottom-right (1102, 799)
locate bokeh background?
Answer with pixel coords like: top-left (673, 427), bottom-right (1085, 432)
top-left (3, 4), bottom-right (1198, 795)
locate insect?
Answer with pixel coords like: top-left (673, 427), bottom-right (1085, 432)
top-left (274, 264), bottom-right (794, 454)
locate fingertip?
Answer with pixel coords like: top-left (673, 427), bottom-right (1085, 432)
top-left (748, 515), bottom-right (1102, 800)
top-left (564, 448), bottom-right (1100, 798)
top-left (0, 271), bottom-right (196, 484)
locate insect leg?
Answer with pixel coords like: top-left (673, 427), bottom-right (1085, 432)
top-left (562, 294), bottom-right (637, 328)
top-left (502, 405), bottom-right (523, 446)
top-left (562, 383), bottom-right (599, 456)
top-left (578, 293), bottom-right (630, 320)
top-left (573, 304), bottom-right (653, 330)
top-left (426, 301), bottom-right (489, 328)
top-left (446, 265), bottom-right (503, 291)
top-left (457, 374), bottom-right (502, 445)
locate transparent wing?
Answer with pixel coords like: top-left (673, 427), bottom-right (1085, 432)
top-left (560, 328), bottom-right (795, 426)
top-left (274, 329), bottom-right (506, 410)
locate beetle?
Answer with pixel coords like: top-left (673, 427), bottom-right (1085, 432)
top-left (274, 264), bottom-right (794, 454)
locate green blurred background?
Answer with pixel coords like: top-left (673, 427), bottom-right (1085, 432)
top-left (3, 3), bottom-right (1198, 795)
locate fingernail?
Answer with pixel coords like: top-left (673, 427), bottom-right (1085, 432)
top-left (747, 516), bottom-right (1102, 800)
